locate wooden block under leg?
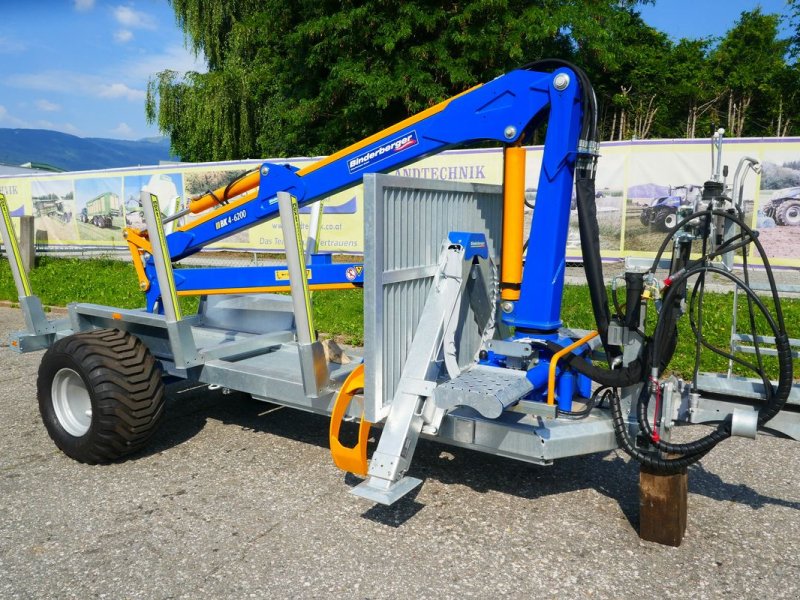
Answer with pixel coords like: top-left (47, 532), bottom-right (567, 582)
top-left (639, 463), bottom-right (688, 547)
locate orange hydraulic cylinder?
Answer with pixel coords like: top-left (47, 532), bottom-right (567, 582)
top-left (501, 146), bottom-right (526, 301)
top-left (188, 169), bottom-right (261, 214)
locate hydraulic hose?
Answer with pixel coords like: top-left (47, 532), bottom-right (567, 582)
top-left (519, 67), bottom-right (791, 474)
top-left (637, 383), bottom-right (731, 456)
top-left (629, 209), bottom-right (793, 470)
top-left (557, 206), bottom-right (792, 473)
top-left (608, 386), bottom-right (713, 473)
top-left (575, 176), bottom-right (615, 360)
top-left (523, 59), bottom-right (615, 361)
top-left (649, 210), bottom-right (792, 427)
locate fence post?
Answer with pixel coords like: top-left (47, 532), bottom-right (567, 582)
top-left (639, 463), bottom-right (688, 546)
top-left (19, 215), bottom-right (35, 274)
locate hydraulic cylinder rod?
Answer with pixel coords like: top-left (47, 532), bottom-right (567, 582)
top-left (501, 145), bottom-right (526, 301)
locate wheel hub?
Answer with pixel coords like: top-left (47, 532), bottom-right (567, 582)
top-left (51, 368), bottom-right (92, 436)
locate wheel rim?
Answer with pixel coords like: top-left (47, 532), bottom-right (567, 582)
top-left (664, 213), bottom-right (677, 229)
top-left (51, 368), bottom-right (92, 436)
top-left (786, 205), bottom-right (800, 225)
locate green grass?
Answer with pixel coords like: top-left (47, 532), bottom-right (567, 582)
top-left (311, 289), bottom-right (365, 345)
top-left (562, 284), bottom-right (799, 380)
top-left (1, 257), bottom-right (796, 380)
top-left (0, 257), bottom-right (199, 313)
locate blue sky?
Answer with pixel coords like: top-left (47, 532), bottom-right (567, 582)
top-left (0, 1), bottom-right (204, 140)
top-left (637, 0), bottom-right (793, 40)
top-left (0, 1), bottom-right (794, 142)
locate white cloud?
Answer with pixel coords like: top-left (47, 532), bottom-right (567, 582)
top-left (61, 123), bottom-right (81, 135)
top-left (0, 36), bottom-right (26, 53)
top-left (97, 82), bottom-right (145, 101)
top-left (125, 44), bottom-right (207, 79)
top-left (74, 0), bottom-right (96, 11)
top-left (114, 29), bottom-right (134, 43)
top-left (36, 120), bottom-right (55, 129)
top-left (35, 99), bottom-right (61, 112)
top-left (8, 72), bottom-right (145, 102)
top-left (110, 122), bottom-right (135, 138)
top-left (0, 104), bottom-right (28, 127)
top-left (113, 5), bottom-right (157, 30)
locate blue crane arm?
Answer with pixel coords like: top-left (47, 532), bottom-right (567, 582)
top-left (145, 66), bottom-right (585, 332)
top-left (162, 67), bottom-right (583, 262)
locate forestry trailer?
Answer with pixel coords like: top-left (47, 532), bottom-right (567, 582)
top-left (1, 60), bottom-right (796, 545)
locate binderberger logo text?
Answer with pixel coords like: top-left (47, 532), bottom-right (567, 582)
top-left (347, 131), bottom-right (418, 174)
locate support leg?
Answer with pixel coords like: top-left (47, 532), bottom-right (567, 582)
top-left (351, 241), bottom-right (477, 505)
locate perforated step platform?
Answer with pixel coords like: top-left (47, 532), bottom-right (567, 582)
top-left (434, 365), bottom-right (533, 419)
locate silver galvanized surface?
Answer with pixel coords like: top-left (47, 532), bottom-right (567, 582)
top-left (695, 372), bottom-right (800, 406)
top-left (434, 364), bottom-right (534, 419)
top-left (277, 191), bottom-right (315, 345)
top-left (353, 243), bottom-right (475, 503)
top-left (362, 174), bottom-right (503, 422)
top-left (3, 302), bottom-right (800, 600)
top-left (434, 407), bottom-right (618, 464)
top-left (200, 294), bottom-right (295, 335)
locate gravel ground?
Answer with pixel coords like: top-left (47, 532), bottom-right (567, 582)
top-left (1, 306), bottom-right (799, 599)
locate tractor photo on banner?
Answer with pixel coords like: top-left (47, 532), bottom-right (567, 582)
top-left (758, 146), bottom-right (800, 262)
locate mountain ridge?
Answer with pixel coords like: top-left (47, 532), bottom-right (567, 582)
top-left (0, 128), bottom-right (177, 172)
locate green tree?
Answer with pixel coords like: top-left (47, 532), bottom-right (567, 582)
top-left (148, 0), bottom-right (652, 161)
top-left (571, 9), bottom-right (675, 140)
top-left (149, 1), bottom-right (797, 158)
top-left (663, 39), bottom-right (720, 138)
top-left (709, 9), bottom-right (790, 137)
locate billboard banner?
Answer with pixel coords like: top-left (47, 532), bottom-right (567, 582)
top-left (1, 138), bottom-right (798, 266)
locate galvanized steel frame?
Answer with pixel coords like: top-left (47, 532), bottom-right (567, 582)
top-left (362, 174), bottom-right (504, 422)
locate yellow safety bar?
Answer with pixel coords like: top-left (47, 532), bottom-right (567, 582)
top-left (547, 331), bottom-right (598, 406)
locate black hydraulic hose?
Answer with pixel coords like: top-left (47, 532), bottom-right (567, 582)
top-left (545, 340), bottom-right (643, 387)
top-left (636, 382), bottom-right (731, 455)
top-left (521, 59), bottom-right (616, 362)
top-left (575, 176), bottom-right (616, 361)
top-left (632, 250), bottom-right (790, 463)
top-left (623, 271), bottom-right (644, 330)
top-left (691, 278), bottom-right (706, 387)
top-left (653, 264), bottom-right (791, 427)
top-left (543, 317), bottom-right (678, 390)
top-left (521, 59), bottom-right (595, 141)
top-left (608, 387), bottom-right (712, 474)
top-left (648, 208), bottom-right (791, 423)
top-left (611, 205), bottom-right (790, 470)
top-left (738, 226), bottom-right (768, 390)
top-left (651, 210), bottom-right (785, 332)
top-left (687, 278), bottom-right (768, 376)
top-left (686, 275), bottom-right (773, 401)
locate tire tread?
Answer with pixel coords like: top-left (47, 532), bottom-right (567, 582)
top-left (37, 328), bottom-right (165, 464)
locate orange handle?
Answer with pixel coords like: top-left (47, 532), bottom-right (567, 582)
top-left (548, 331), bottom-right (598, 406)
